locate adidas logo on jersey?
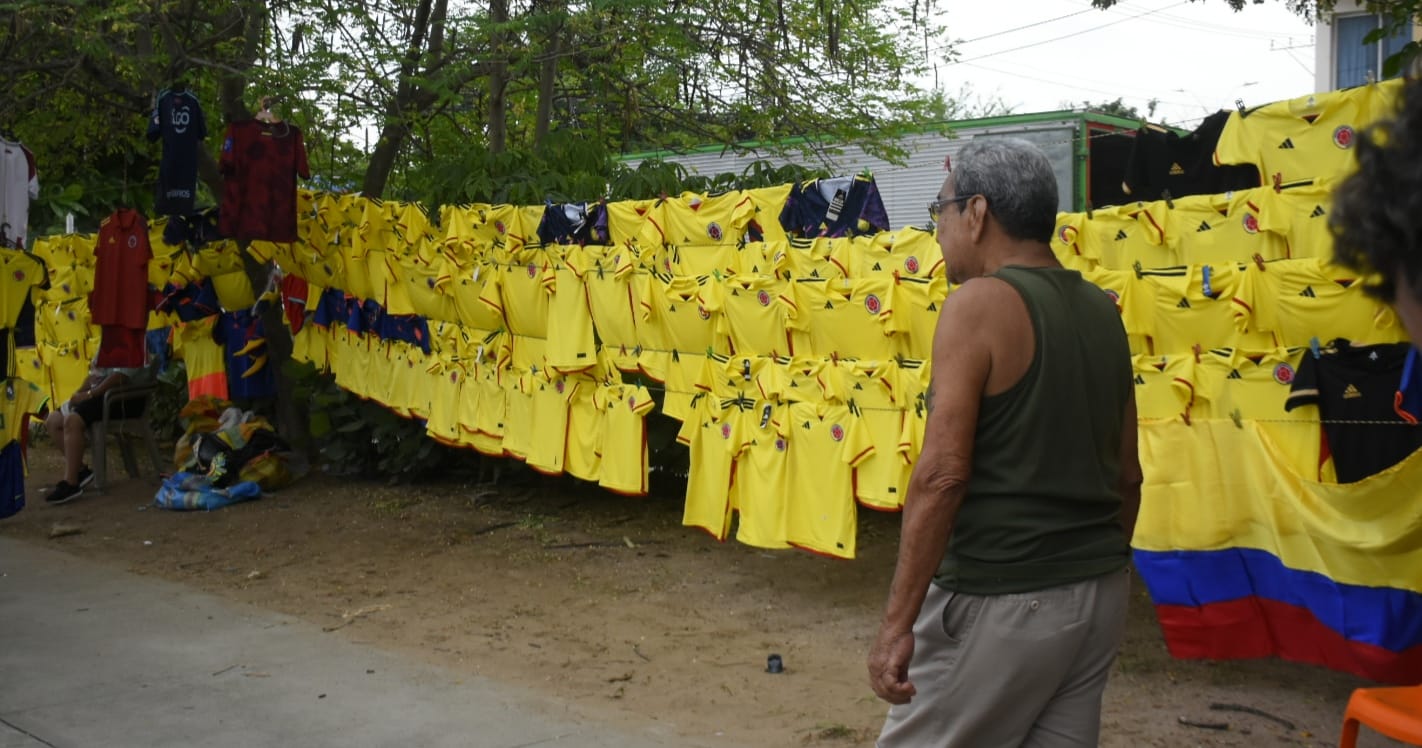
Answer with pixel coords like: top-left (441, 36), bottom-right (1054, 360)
top-left (1169, 162), bottom-right (1185, 176)
top-left (1311, 205), bottom-right (1327, 218)
top-left (1227, 369), bottom-right (1243, 380)
top-left (1343, 384), bottom-right (1362, 399)
top-left (1299, 286), bottom-right (1317, 298)
top-left (1133, 374), bottom-right (1146, 385)
top-left (1176, 298), bottom-right (1191, 309)
top-left (1196, 221), bottom-right (1212, 232)
top-left (1279, 138), bottom-right (1296, 149)
top-left (1114, 230), bottom-right (1129, 241)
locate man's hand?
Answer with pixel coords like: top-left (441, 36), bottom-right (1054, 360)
top-left (868, 626), bottom-right (917, 704)
top-left (70, 389), bottom-right (90, 404)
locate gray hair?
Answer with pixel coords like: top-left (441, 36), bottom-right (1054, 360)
top-left (952, 138), bottom-right (1058, 243)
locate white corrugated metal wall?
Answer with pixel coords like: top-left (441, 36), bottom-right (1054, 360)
top-left (624, 118), bottom-right (1082, 230)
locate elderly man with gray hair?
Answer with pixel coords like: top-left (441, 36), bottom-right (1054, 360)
top-left (868, 138), bottom-right (1141, 747)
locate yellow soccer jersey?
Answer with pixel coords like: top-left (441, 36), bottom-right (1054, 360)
top-left (783, 400), bottom-right (873, 558)
top-left (545, 247), bottom-right (597, 373)
top-left (785, 276), bottom-right (897, 361)
top-left (1159, 188), bottom-right (1290, 266)
top-left (1139, 264), bottom-right (1276, 354)
top-left (1231, 258), bottom-right (1405, 348)
top-left (399, 253), bottom-right (456, 322)
top-left (525, 369), bottom-right (573, 475)
top-left (0, 378), bottom-right (45, 446)
top-left (677, 394), bottom-right (742, 541)
top-left (605, 198), bottom-right (665, 250)
top-left (741, 184), bottom-right (793, 243)
top-left (1078, 266), bottom-right (1154, 352)
top-left (192, 239), bottom-right (245, 278)
top-left (595, 384), bottom-right (656, 496)
top-left (855, 226), bottom-right (943, 279)
top-left (147, 245), bottom-right (181, 289)
top-left (36, 299), bottom-right (93, 351)
top-left (500, 369), bottom-right (537, 460)
top-left (424, 358), bottom-right (464, 446)
top-left (707, 274), bottom-right (796, 358)
top-left (1193, 346), bottom-right (1321, 478)
top-left (776, 237), bottom-right (854, 281)
top-left (889, 275), bottom-right (950, 361)
top-left (581, 246), bottom-right (642, 371)
top-left (782, 356), bottom-right (844, 405)
top-left (39, 341), bottom-right (88, 404)
top-left (173, 316), bottom-right (228, 401)
top-left (1131, 354), bottom-right (1197, 422)
top-left (698, 353), bottom-right (789, 403)
top-left (443, 252), bottom-right (506, 333)
top-left (652, 243), bottom-right (739, 278)
top-left (635, 273), bottom-right (725, 383)
top-left (491, 246), bottom-right (552, 339)
top-left (0, 250), bottom-right (44, 329)
top-left (1256, 179), bottom-right (1338, 261)
top-left (839, 362), bottom-right (910, 511)
top-left (1214, 79), bottom-right (1402, 184)
top-left (564, 378), bottom-right (602, 482)
top-left (1054, 203), bottom-right (1171, 271)
top-left (210, 271), bottom-right (256, 310)
top-left (470, 360), bottom-right (508, 449)
top-left (650, 191), bottom-right (755, 246)
top-left (730, 399), bottom-right (792, 549)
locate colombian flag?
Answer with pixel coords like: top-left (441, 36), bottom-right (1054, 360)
top-left (1132, 420), bottom-right (1422, 684)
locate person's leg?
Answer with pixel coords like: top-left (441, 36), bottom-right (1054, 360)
top-left (62, 412), bottom-right (86, 485)
top-left (878, 580), bottom-right (1096, 748)
top-left (45, 409), bottom-right (66, 457)
top-left (1019, 568), bottom-right (1131, 748)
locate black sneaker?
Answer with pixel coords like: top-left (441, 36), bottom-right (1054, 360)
top-left (78, 466), bottom-right (95, 489)
top-left (45, 480), bottom-right (83, 505)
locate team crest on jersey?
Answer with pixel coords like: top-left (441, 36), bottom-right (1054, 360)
top-left (865, 294), bottom-right (882, 315)
top-left (829, 424), bottom-right (845, 442)
top-left (1102, 288), bottom-right (1120, 305)
top-left (1242, 213), bottom-right (1260, 235)
top-left (222, 137), bottom-right (233, 153)
top-left (757, 290), bottom-right (771, 307)
top-left (526, 262), bottom-right (537, 278)
top-left (775, 437), bottom-right (787, 452)
top-left (494, 220), bottom-right (507, 235)
top-left (1333, 125), bottom-right (1355, 149)
top-left (555, 379), bottom-right (566, 394)
top-left (1057, 225), bottom-right (1077, 246)
top-left (11, 270), bottom-right (22, 282)
top-left (127, 236), bottom-right (139, 249)
top-left (61, 282), bottom-right (71, 294)
top-left (697, 305), bottom-right (711, 320)
top-left (450, 371), bottom-right (459, 383)
top-left (720, 423), bottom-right (732, 439)
top-left (66, 310), bottom-right (76, 321)
top-left (904, 256), bottom-right (920, 274)
top-left (1274, 363), bottom-right (1295, 385)
top-left (707, 222), bottom-right (723, 241)
top-left (628, 396), bottom-right (637, 410)
top-left (426, 277), bottom-right (437, 288)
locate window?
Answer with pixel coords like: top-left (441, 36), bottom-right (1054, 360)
top-left (1335, 13), bottom-right (1412, 89)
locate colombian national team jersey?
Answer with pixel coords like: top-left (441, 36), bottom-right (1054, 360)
top-left (1078, 266), bottom-right (1154, 354)
top-left (1053, 204), bottom-right (1170, 271)
top-left (839, 361), bottom-right (910, 511)
top-left (604, 198), bottom-right (665, 249)
top-left (596, 383), bottom-right (656, 495)
top-left (708, 274), bottom-right (795, 357)
top-left (785, 277), bottom-right (896, 361)
top-left (678, 394), bottom-right (741, 540)
top-left (0, 377), bottom-right (44, 445)
top-left (1194, 346), bottom-right (1321, 478)
top-left (215, 308), bottom-right (275, 401)
top-left (564, 379), bottom-right (602, 482)
top-left (889, 275), bottom-right (949, 360)
top-left (635, 273), bottom-right (724, 384)
top-left (218, 120), bottom-right (310, 242)
top-left (1214, 79), bottom-right (1401, 184)
top-left (855, 227), bottom-right (942, 279)
top-left (173, 315), bottom-right (228, 400)
top-left (580, 246), bottom-right (642, 370)
top-left (729, 399), bottom-right (791, 549)
top-left (442, 248), bottom-right (505, 333)
top-left (1159, 188), bottom-right (1289, 265)
top-left (91, 209), bottom-right (153, 331)
top-left (0, 250), bottom-right (44, 328)
top-left (780, 175), bottom-right (890, 238)
top-left (783, 400), bottom-right (873, 558)
top-left (740, 184), bottom-right (793, 243)
top-left (1256, 179), bottom-right (1338, 261)
top-left (424, 359), bottom-right (464, 446)
top-left (545, 248), bottom-right (597, 373)
top-left (526, 369), bottom-right (574, 475)
top-left (1231, 258), bottom-right (1406, 348)
top-left (777, 237), bottom-right (854, 280)
top-left (489, 245), bottom-right (552, 339)
top-left (1131, 354), bottom-right (1196, 422)
top-left (1139, 264), bottom-right (1275, 354)
top-left (649, 191), bottom-right (755, 246)
top-left (655, 243), bottom-right (739, 278)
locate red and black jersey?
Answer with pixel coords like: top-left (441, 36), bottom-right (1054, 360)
top-left (218, 120), bottom-right (310, 242)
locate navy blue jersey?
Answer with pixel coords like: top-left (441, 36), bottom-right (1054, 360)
top-left (146, 89), bottom-right (208, 216)
top-left (537, 202), bottom-right (610, 245)
top-left (779, 175), bottom-right (890, 238)
top-left (214, 307), bottom-right (276, 401)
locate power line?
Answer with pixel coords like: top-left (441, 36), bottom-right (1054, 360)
top-left (952, 7), bottom-right (1098, 47)
top-left (945, 1), bottom-right (1193, 66)
top-left (957, 60), bottom-right (1200, 111)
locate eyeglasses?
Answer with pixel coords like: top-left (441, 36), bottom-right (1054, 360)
top-left (927, 195), bottom-right (973, 222)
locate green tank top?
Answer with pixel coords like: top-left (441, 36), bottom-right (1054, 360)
top-left (933, 266), bottom-right (1133, 594)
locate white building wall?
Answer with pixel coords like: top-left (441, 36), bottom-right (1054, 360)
top-left (625, 118), bottom-right (1082, 232)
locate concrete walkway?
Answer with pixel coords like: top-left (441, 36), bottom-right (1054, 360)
top-left (0, 537), bottom-right (718, 748)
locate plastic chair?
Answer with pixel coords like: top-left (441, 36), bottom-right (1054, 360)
top-left (1340, 685), bottom-right (1422, 747)
top-left (87, 380), bottom-right (164, 491)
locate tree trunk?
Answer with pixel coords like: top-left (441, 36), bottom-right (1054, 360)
top-left (361, 120), bottom-right (408, 198)
top-left (533, 18), bottom-right (561, 150)
top-left (487, 0), bottom-right (509, 154)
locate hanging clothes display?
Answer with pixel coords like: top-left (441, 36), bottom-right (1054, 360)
top-left (146, 87), bottom-right (208, 216)
top-left (779, 175), bottom-right (890, 238)
top-left (90, 209), bottom-right (153, 367)
top-left (1123, 110), bottom-right (1259, 201)
top-left (0, 137), bottom-right (38, 249)
top-left (218, 119), bottom-right (310, 242)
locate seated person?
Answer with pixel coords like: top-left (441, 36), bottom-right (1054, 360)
top-left (44, 359), bottom-right (149, 505)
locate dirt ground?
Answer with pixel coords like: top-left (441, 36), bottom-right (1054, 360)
top-left (2, 445), bottom-right (1403, 748)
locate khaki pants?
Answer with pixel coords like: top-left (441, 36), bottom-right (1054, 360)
top-left (878, 568), bottom-right (1130, 748)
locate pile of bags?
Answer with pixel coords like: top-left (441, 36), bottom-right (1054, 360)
top-left (155, 396), bottom-right (303, 511)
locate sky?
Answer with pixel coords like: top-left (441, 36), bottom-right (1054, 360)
top-left (922, 0), bottom-right (1320, 129)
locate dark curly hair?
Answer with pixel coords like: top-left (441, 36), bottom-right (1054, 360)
top-left (1330, 78), bottom-right (1422, 302)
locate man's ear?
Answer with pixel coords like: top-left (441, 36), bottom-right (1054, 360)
top-left (967, 197), bottom-right (989, 245)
